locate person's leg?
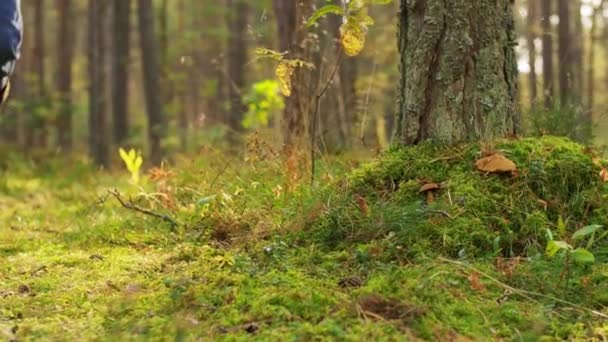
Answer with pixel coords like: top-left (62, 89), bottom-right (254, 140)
top-left (0, 76), bottom-right (10, 105)
top-left (0, 0), bottom-right (22, 106)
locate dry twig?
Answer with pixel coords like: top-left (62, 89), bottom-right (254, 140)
top-left (108, 189), bottom-right (179, 227)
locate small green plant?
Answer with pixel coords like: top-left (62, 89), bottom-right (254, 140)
top-left (119, 148), bottom-right (143, 184)
top-left (242, 79), bottom-right (284, 129)
top-left (546, 225), bottom-right (606, 265)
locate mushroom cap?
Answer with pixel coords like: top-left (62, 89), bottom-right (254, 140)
top-left (419, 183), bottom-right (440, 193)
top-left (600, 168), bottom-right (608, 182)
top-left (475, 153), bottom-right (517, 173)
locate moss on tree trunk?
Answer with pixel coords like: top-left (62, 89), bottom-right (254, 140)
top-left (395, 0), bottom-right (520, 145)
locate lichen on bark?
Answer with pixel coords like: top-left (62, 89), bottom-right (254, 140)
top-left (395, 0), bottom-right (520, 145)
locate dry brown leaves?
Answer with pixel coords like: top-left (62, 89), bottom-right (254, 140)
top-left (468, 272), bottom-right (486, 292)
top-left (495, 257), bottom-right (521, 278)
top-left (355, 194), bottom-right (370, 216)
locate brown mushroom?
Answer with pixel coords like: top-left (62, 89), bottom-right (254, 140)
top-left (600, 168), bottom-right (608, 182)
top-left (475, 153), bottom-right (517, 175)
top-left (419, 183), bottom-right (440, 203)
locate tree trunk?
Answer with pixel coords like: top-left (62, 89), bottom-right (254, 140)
top-left (272, 0), bottom-right (315, 151)
top-left (572, 0), bottom-right (583, 102)
top-left (57, 0), bottom-right (74, 151)
top-left (88, 0), bottom-right (110, 167)
top-left (176, 0), bottom-right (188, 150)
top-left (112, 0), bottom-right (131, 146)
top-left (395, 0), bottom-right (519, 145)
top-left (159, 0), bottom-right (169, 69)
top-left (33, 0), bottom-right (48, 148)
top-left (586, 1), bottom-right (603, 123)
top-left (541, 0), bottom-right (555, 108)
top-left (527, 0), bottom-right (539, 106)
top-left (328, 0), bottom-right (357, 151)
top-left (273, 1), bottom-right (297, 54)
top-left (557, 0), bottom-right (572, 105)
top-left (226, 0), bottom-right (249, 136)
top-left (138, 0), bottom-right (167, 165)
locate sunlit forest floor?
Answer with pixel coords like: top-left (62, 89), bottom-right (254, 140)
top-left (2, 137), bottom-right (608, 341)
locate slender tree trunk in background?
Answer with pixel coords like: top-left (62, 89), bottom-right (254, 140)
top-left (272, 0), bottom-right (314, 151)
top-left (557, 0), bottom-right (572, 105)
top-left (138, 0), bottom-right (167, 165)
top-left (188, 0), bottom-right (203, 132)
top-left (176, 0), bottom-right (188, 150)
top-left (527, 0), bottom-right (539, 106)
top-left (226, 0), bottom-right (249, 137)
top-left (329, 0), bottom-right (357, 151)
top-left (15, 1), bottom-right (34, 150)
top-left (572, 0), bottom-right (583, 102)
top-left (586, 2), bottom-right (603, 122)
top-left (57, 0), bottom-right (74, 151)
top-left (33, 0), bottom-right (48, 148)
top-left (112, 0), bottom-right (131, 146)
top-left (273, 1), bottom-right (296, 54)
top-left (159, 0), bottom-right (169, 69)
top-left (541, 0), bottom-right (555, 108)
top-left (273, 0), bottom-right (297, 151)
top-left (395, 0), bottom-right (519, 145)
top-left (209, 0), bottom-right (227, 125)
top-left (321, 12), bottom-right (346, 152)
top-left (158, 0), bottom-right (175, 121)
top-left (88, 0), bottom-right (111, 167)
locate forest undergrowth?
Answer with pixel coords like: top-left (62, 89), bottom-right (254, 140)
top-left (1, 136), bottom-right (608, 341)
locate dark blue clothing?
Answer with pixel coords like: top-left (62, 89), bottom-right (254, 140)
top-left (0, 0), bottom-right (21, 78)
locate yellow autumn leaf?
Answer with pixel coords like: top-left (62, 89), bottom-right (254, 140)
top-left (276, 62), bottom-right (295, 97)
top-left (340, 23), bottom-right (365, 57)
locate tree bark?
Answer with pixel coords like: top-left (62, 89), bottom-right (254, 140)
top-left (273, 0), bottom-right (297, 53)
top-left (272, 0), bottom-right (315, 151)
top-left (33, 0), bottom-right (48, 148)
top-left (138, 0), bottom-right (167, 165)
top-left (586, 1), bottom-right (603, 123)
top-left (226, 0), bottom-right (249, 136)
top-left (112, 0), bottom-right (131, 146)
top-left (328, 0), bottom-right (357, 151)
top-left (88, 0), bottom-right (110, 167)
top-left (541, 0), bottom-right (555, 108)
top-left (57, 0), bottom-right (74, 151)
top-left (176, 0), bottom-right (188, 150)
top-left (527, 0), bottom-right (539, 106)
top-left (557, 0), bottom-right (572, 104)
top-left (395, 0), bottom-right (519, 145)
top-left (572, 0), bottom-right (583, 102)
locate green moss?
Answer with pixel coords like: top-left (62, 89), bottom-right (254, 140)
top-left (1, 139), bottom-right (607, 340)
top-left (307, 136), bottom-right (607, 259)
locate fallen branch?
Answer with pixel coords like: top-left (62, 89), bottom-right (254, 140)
top-left (108, 189), bottom-right (179, 228)
top-left (438, 257), bottom-right (608, 320)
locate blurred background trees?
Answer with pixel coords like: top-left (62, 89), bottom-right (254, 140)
top-left (1, 0), bottom-right (607, 166)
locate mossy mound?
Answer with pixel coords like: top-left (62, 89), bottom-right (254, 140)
top-left (306, 136), bottom-right (608, 259)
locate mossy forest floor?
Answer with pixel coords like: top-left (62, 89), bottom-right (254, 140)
top-left (1, 136), bottom-right (608, 341)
